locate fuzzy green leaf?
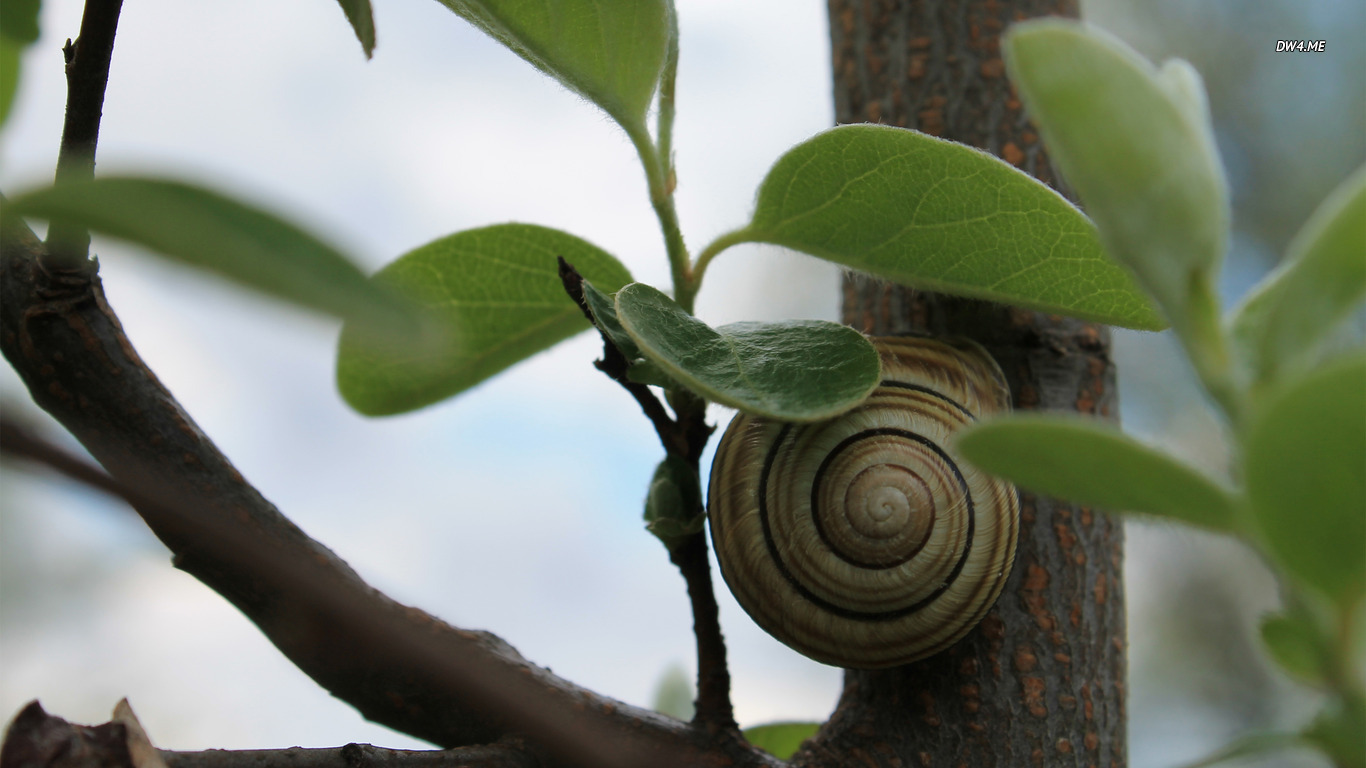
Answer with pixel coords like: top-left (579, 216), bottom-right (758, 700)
top-left (1246, 354), bottom-right (1366, 609)
top-left (433, 0), bottom-right (669, 130)
top-left (957, 415), bottom-right (1238, 531)
top-left (580, 278), bottom-right (641, 360)
top-left (650, 664), bottom-right (694, 721)
top-left (336, 224), bottom-right (631, 415)
top-left (614, 283), bottom-right (880, 421)
top-left (740, 124), bottom-right (1162, 330)
top-left (644, 455), bottom-right (704, 551)
top-left (8, 177), bottom-right (414, 332)
top-left (1304, 697), bottom-right (1366, 768)
top-left (743, 722), bottom-right (821, 760)
top-left (0, 0), bottom-right (38, 128)
top-left (333, 0), bottom-right (376, 58)
top-left (1259, 611), bottom-right (1329, 687)
top-left (1003, 21), bottom-right (1228, 335)
top-left (1230, 165), bottom-right (1366, 387)
top-left (0, 0), bottom-right (40, 44)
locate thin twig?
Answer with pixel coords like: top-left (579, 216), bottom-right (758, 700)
top-left (47, 0), bottom-right (125, 268)
top-left (670, 532), bottom-right (736, 730)
top-left (555, 257), bottom-right (736, 729)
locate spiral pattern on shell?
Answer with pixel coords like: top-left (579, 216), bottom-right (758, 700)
top-left (707, 336), bottom-right (1018, 668)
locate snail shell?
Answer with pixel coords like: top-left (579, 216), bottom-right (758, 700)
top-left (707, 336), bottom-right (1018, 668)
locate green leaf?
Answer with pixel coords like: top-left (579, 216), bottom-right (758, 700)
top-left (580, 280), bottom-right (685, 390)
top-left (0, 0), bottom-right (41, 44)
top-left (613, 283), bottom-right (880, 421)
top-left (743, 722), bottom-right (821, 760)
top-left (957, 415), bottom-right (1238, 532)
top-left (333, 0), bottom-right (376, 58)
top-left (7, 177), bottom-right (413, 331)
top-left (739, 124), bottom-right (1163, 331)
top-left (644, 455), bottom-right (704, 551)
top-left (581, 278), bottom-right (641, 360)
top-left (1260, 610), bottom-right (1330, 686)
top-left (650, 664), bottom-right (694, 721)
top-left (0, 38), bottom-right (20, 129)
top-left (1304, 696), bottom-right (1366, 768)
top-left (1230, 165), bottom-right (1366, 387)
top-left (336, 224), bottom-right (631, 415)
top-left (433, 0), bottom-right (669, 130)
top-left (1003, 21), bottom-right (1228, 335)
top-left (1246, 354), bottom-right (1366, 609)
top-left (0, 0), bottom-right (40, 130)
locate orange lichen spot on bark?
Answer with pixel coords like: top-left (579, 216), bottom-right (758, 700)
top-left (979, 613), bottom-right (1008, 642)
top-left (1080, 506), bottom-right (1094, 527)
top-left (1015, 369), bottom-right (1039, 406)
top-left (918, 752), bottom-right (933, 767)
top-left (1076, 386), bottom-right (1096, 413)
top-left (961, 683), bottom-right (982, 714)
top-left (980, 58), bottom-right (1005, 78)
top-left (960, 656), bottom-right (980, 676)
top-left (1070, 600), bottom-right (1082, 628)
top-left (1081, 683), bottom-right (1095, 720)
top-left (1001, 141), bottom-right (1025, 166)
top-left (1085, 731), bottom-right (1100, 751)
top-left (910, 35), bottom-right (932, 49)
top-left (1058, 738), bottom-right (1075, 754)
top-left (1014, 645), bottom-right (1038, 673)
top-left (1060, 694), bottom-right (1078, 711)
top-left (919, 690), bottom-right (942, 727)
top-left (908, 54), bottom-right (927, 80)
top-left (918, 101), bottom-right (947, 135)
top-left (1022, 677), bottom-right (1048, 717)
top-left (46, 381), bottom-right (72, 402)
top-left (1056, 521), bottom-right (1077, 552)
top-left (1023, 563), bottom-right (1056, 632)
top-left (1095, 571), bottom-right (1109, 605)
top-left (1055, 652), bottom-right (1072, 665)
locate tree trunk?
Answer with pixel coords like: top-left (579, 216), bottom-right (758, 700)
top-left (800, 2), bottom-right (1128, 766)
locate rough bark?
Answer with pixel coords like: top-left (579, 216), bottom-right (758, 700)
top-left (800, 1), bottom-right (1128, 766)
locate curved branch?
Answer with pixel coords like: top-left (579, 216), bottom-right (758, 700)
top-left (0, 216), bottom-right (778, 768)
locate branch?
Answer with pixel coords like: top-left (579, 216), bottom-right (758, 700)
top-left (555, 258), bottom-right (736, 731)
top-left (0, 216), bottom-right (776, 767)
top-left (162, 744), bottom-right (537, 768)
top-left (47, 0), bottom-right (124, 267)
top-left (0, 701), bottom-right (539, 768)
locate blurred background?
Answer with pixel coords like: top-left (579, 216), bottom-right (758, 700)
top-left (0, 0), bottom-right (1361, 765)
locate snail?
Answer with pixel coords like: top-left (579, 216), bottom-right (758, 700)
top-left (707, 336), bottom-right (1018, 669)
